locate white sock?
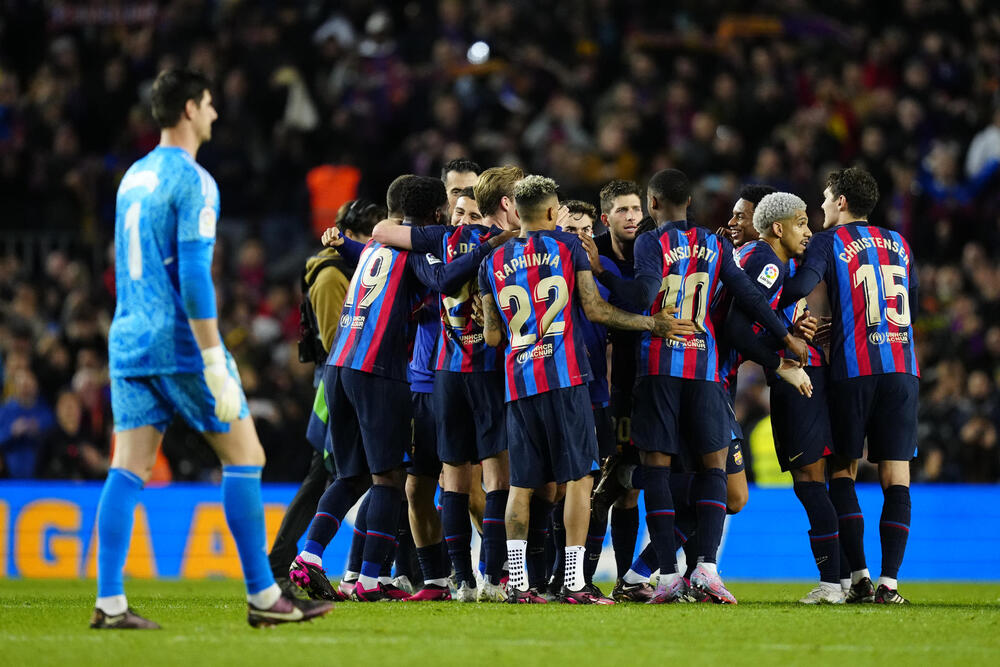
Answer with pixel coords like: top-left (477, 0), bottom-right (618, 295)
top-left (851, 568), bottom-right (871, 585)
top-left (819, 581), bottom-right (841, 592)
top-left (657, 571), bottom-right (680, 591)
top-left (425, 577), bottom-right (449, 588)
top-left (877, 576), bottom-right (898, 590)
top-left (342, 570), bottom-right (359, 582)
top-left (358, 574), bottom-right (378, 589)
top-left (564, 545), bottom-right (586, 591)
top-left (698, 561), bottom-right (718, 576)
top-left (96, 594), bottom-right (128, 616)
top-left (840, 578), bottom-right (851, 592)
top-left (622, 569), bottom-right (647, 585)
top-left (507, 539), bottom-right (528, 591)
top-left (247, 583), bottom-right (281, 609)
top-left (378, 576), bottom-right (393, 585)
top-left (298, 551), bottom-right (322, 566)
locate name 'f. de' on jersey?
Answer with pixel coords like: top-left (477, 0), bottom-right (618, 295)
top-left (109, 146), bottom-right (220, 377)
top-left (412, 223), bottom-right (505, 373)
top-left (478, 230), bottom-right (592, 402)
top-left (800, 222), bottom-right (919, 380)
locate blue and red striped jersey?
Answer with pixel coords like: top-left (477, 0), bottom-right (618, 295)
top-left (413, 224), bottom-right (504, 373)
top-left (408, 288), bottom-right (440, 393)
top-left (796, 222), bottom-right (919, 380)
top-left (738, 241), bottom-right (824, 368)
top-left (478, 230), bottom-right (592, 402)
top-left (327, 241), bottom-right (420, 380)
top-left (781, 259), bottom-right (824, 367)
top-left (633, 222), bottom-right (729, 381)
top-left (577, 255), bottom-right (615, 406)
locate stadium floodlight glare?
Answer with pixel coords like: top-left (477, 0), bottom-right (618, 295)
top-left (467, 41), bottom-right (490, 64)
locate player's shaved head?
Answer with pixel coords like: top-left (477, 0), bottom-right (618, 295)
top-left (386, 174), bottom-right (417, 218)
top-left (151, 68), bottom-right (213, 128)
top-left (513, 175), bottom-right (559, 222)
top-left (647, 169), bottom-right (691, 206)
top-left (753, 192), bottom-right (807, 235)
top-left (475, 165), bottom-right (524, 217)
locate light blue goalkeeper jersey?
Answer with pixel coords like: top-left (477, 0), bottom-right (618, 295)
top-left (108, 145), bottom-right (220, 377)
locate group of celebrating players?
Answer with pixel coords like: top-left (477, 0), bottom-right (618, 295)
top-left (91, 69), bottom-right (919, 629)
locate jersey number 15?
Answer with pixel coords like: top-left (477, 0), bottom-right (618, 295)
top-left (852, 264), bottom-right (910, 328)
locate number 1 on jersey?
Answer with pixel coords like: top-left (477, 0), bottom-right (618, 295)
top-left (660, 272), bottom-right (709, 330)
top-left (124, 202), bottom-right (143, 280)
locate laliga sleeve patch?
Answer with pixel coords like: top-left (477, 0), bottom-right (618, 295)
top-left (757, 263), bottom-right (779, 288)
top-left (198, 206), bottom-right (217, 238)
top-left (426, 253), bottom-right (442, 265)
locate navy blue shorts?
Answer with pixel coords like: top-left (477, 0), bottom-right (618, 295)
top-left (631, 376), bottom-right (729, 457)
top-left (410, 391), bottom-right (441, 478)
top-left (593, 404), bottom-right (616, 459)
top-left (433, 370), bottom-right (506, 464)
top-left (829, 373), bottom-right (919, 463)
top-left (769, 366), bottom-right (833, 472)
top-left (506, 385), bottom-right (599, 488)
top-left (610, 386), bottom-right (640, 464)
top-left (324, 366), bottom-right (410, 478)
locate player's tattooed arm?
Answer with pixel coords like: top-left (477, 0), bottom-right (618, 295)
top-left (480, 292), bottom-right (506, 347)
top-left (576, 270), bottom-right (696, 342)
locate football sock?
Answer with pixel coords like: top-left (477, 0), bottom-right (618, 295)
top-left (221, 466), bottom-right (277, 597)
top-left (641, 465), bottom-right (677, 575)
top-left (610, 505), bottom-right (639, 579)
top-left (301, 477), bottom-right (360, 562)
top-left (96, 468), bottom-right (143, 605)
top-left (483, 490), bottom-right (508, 585)
top-left (507, 539), bottom-right (529, 591)
top-left (564, 545), bottom-right (586, 591)
top-left (879, 485), bottom-right (911, 580)
top-left (623, 543), bottom-right (655, 584)
top-left (442, 491), bottom-right (474, 586)
top-left (527, 496), bottom-right (553, 590)
top-left (550, 499), bottom-right (566, 584)
top-left (584, 509), bottom-right (606, 584)
top-left (694, 467), bottom-right (728, 564)
top-left (358, 484), bottom-right (402, 590)
top-left (793, 481), bottom-right (841, 584)
top-left (347, 493), bottom-right (371, 575)
top-left (379, 537), bottom-right (397, 578)
top-left (877, 576), bottom-right (898, 590)
top-left (395, 499), bottom-right (417, 582)
top-left (829, 477), bottom-right (867, 572)
top-left (479, 529), bottom-right (488, 577)
top-left (417, 542), bottom-right (449, 587)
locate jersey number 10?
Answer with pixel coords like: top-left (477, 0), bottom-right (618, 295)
top-left (660, 272), bottom-right (709, 329)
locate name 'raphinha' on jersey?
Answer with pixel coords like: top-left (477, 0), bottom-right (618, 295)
top-left (493, 252), bottom-right (561, 281)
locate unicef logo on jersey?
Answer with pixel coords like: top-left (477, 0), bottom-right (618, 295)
top-left (340, 314), bottom-right (352, 329)
top-left (869, 331), bottom-right (885, 345)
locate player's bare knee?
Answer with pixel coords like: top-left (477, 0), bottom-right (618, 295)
top-left (726, 485), bottom-right (748, 514)
top-left (878, 460), bottom-right (910, 489)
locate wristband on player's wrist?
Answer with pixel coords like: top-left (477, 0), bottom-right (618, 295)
top-left (201, 345), bottom-right (226, 367)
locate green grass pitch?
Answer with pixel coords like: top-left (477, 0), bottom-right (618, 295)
top-left (2, 580), bottom-right (998, 666)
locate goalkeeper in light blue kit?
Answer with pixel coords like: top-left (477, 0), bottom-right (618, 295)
top-left (91, 69), bottom-right (333, 629)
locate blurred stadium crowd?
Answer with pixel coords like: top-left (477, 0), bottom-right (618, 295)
top-left (1, 0), bottom-right (999, 483)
